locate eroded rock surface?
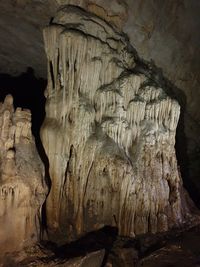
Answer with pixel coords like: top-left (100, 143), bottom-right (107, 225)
top-left (0, 246), bottom-right (105, 267)
top-left (0, 0), bottom-right (199, 208)
top-left (41, 6), bottom-right (195, 244)
top-left (0, 95), bottom-right (47, 254)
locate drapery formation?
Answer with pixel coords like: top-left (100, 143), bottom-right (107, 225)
top-left (41, 6), bottom-right (192, 243)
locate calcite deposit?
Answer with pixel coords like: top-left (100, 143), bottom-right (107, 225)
top-left (41, 5), bottom-right (194, 243)
top-left (0, 95), bottom-right (47, 254)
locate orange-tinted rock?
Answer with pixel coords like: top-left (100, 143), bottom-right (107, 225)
top-left (0, 95), bottom-right (47, 254)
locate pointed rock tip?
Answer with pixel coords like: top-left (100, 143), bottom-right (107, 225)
top-left (4, 94), bottom-right (13, 106)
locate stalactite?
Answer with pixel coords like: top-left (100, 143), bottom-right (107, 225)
top-left (41, 5), bottom-right (196, 244)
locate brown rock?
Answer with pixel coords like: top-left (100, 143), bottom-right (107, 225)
top-left (107, 247), bottom-right (138, 267)
top-left (0, 95), bottom-right (47, 255)
top-left (2, 248), bottom-right (105, 267)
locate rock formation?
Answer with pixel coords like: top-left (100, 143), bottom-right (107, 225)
top-left (0, 1), bottom-right (200, 199)
top-left (0, 95), bottom-right (47, 254)
top-left (41, 5), bottom-right (194, 244)
top-left (0, 246), bottom-right (105, 267)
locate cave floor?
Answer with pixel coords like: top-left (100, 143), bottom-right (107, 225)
top-left (1, 223), bottom-right (200, 266)
top-left (138, 225), bottom-right (200, 267)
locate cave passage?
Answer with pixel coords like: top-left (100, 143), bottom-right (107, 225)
top-left (0, 67), bottom-right (46, 138)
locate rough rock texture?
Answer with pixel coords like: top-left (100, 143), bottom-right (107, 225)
top-left (0, 0), bottom-right (199, 205)
top-left (3, 224), bottom-right (200, 267)
top-left (0, 245), bottom-right (104, 267)
top-left (41, 6), bottom-right (194, 244)
top-left (0, 95), bottom-right (47, 254)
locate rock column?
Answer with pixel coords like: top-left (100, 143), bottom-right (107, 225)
top-left (0, 95), bottom-right (47, 253)
top-left (41, 5), bottom-right (193, 243)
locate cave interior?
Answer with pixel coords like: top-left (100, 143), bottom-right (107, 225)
top-left (0, 1), bottom-right (200, 266)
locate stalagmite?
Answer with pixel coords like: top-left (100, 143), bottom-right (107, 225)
top-left (41, 5), bottom-right (195, 244)
top-left (0, 95), bottom-right (47, 254)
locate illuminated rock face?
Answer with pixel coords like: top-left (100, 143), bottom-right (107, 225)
top-left (0, 95), bottom-right (47, 254)
top-left (41, 6), bottom-right (192, 243)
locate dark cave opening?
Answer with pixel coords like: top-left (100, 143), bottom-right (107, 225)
top-left (0, 67), bottom-right (46, 138)
top-left (174, 89), bottom-right (200, 209)
top-left (176, 118), bottom-right (199, 206)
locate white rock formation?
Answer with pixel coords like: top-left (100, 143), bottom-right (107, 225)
top-left (41, 5), bottom-right (194, 243)
top-left (0, 95), bottom-right (47, 254)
